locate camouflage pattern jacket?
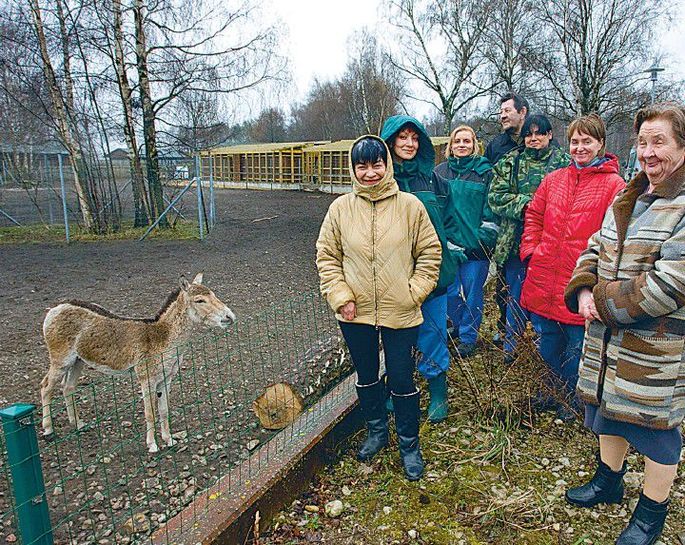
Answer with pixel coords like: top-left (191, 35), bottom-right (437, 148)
top-left (564, 165), bottom-right (685, 430)
top-left (488, 146), bottom-right (570, 266)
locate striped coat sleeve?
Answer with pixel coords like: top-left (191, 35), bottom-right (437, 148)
top-left (564, 229), bottom-right (601, 314)
top-left (594, 215), bottom-right (685, 327)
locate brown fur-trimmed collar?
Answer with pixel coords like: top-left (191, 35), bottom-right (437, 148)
top-left (612, 162), bottom-right (685, 244)
top-left (66, 288), bottom-right (182, 323)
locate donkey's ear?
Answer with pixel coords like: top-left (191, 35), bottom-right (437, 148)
top-left (179, 275), bottom-right (191, 291)
top-left (192, 272), bottom-right (204, 285)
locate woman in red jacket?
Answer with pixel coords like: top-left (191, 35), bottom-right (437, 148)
top-left (520, 114), bottom-right (625, 420)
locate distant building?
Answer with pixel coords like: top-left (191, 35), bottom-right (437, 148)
top-left (0, 141), bottom-right (70, 185)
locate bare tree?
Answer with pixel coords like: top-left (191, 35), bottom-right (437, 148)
top-left (385, 0), bottom-right (496, 134)
top-left (341, 30), bottom-right (403, 135)
top-left (249, 107), bottom-right (287, 143)
top-left (27, 0), bottom-right (97, 230)
top-left (526, 0), bottom-right (670, 123)
top-left (482, 0), bottom-right (541, 95)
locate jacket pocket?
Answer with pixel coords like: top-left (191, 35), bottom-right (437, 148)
top-left (614, 331), bottom-right (685, 414)
top-left (577, 320), bottom-right (608, 404)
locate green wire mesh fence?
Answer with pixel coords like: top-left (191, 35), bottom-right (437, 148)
top-left (0, 290), bottom-right (352, 545)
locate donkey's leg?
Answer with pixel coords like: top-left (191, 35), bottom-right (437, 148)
top-left (62, 358), bottom-right (85, 430)
top-left (140, 379), bottom-right (159, 453)
top-left (41, 356), bottom-right (69, 437)
top-left (158, 356), bottom-right (181, 448)
top-left (157, 382), bottom-right (175, 448)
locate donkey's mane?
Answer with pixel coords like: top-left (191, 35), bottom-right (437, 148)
top-left (65, 288), bottom-right (182, 323)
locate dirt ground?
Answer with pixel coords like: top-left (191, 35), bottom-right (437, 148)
top-left (0, 189), bottom-right (336, 408)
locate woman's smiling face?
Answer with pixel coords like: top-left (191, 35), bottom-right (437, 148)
top-left (637, 117), bottom-right (685, 186)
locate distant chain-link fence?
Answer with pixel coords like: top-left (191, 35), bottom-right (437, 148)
top-left (0, 157), bottom-right (201, 240)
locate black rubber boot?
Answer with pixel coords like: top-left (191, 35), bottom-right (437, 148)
top-left (615, 493), bottom-right (668, 545)
top-left (355, 378), bottom-right (389, 462)
top-left (565, 454), bottom-right (627, 508)
top-left (392, 389), bottom-right (424, 481)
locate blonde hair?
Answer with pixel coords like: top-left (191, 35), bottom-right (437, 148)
top-left (446, 125), bottom-right (480, 159)
top-left (567, 113), bottom-right (606, 156)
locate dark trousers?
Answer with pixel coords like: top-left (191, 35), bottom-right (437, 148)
top-left (530, 313), bottom-right (584, 399)
top-left (339, 322), bottom-right (419, 395)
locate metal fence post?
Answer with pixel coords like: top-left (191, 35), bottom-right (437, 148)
top-left (0, 404), bottom-right (53, 545)
top-left (57, 154), bottom-right (70, 243)
top-left (195, 155), bottom-right (204, 241)
top-left (208, 155), bottom-right (215, 229)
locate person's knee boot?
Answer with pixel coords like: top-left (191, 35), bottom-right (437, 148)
top-left (355, 377), bottom-right (389, 462)
top-left (565, 453), bottom-right (626, 508)
top-left (616, 492), bottom-right (668, 545)
top-left (391, 389), bottom-right (424, 481)
top-left (426, 373), bottom-right (448, 423)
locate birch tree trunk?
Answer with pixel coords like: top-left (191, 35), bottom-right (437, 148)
top-left (28, 0), bottom-right (95, 230)
top-left (112, 0), bottom-right (150, 226)
top-left (133, 0), bottom-right (166, 226)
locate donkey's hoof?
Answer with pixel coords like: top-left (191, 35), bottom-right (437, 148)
top-left (43, 432), bottom-right (56, 442)
top-left (76, 420), bottom-right (87, 431)
top-left (148, 444), bottom-right (159, 454)
top-left (164, 437), bottom-right (177, 448)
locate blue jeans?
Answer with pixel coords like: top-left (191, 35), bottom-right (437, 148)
top-left (530, 313), bottom-right (584, 398)
top-left (503, 257), bottom-right (530, 354)
top-left (446, 260), bottom-right (490, 345)
top-left (416, 294), bottom-right (450, 379)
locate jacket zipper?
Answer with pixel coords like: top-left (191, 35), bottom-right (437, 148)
top-left (549, 171), bottom-right (580, 310)
top-left (372, 201), bottom-right (379, 329)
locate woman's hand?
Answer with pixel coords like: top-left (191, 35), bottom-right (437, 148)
top-left (578, 288), bottom-right (601, 322)
top-left (338, 301), bottom-right (356, 321)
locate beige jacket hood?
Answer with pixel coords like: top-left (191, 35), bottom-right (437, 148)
top-left (316, 135), bottom-right (442, 328)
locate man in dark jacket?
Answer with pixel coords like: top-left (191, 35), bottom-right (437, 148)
top-left (485, 93), bottom-right (529, 164)
top-left (484, 93), bottom-right (529, 345)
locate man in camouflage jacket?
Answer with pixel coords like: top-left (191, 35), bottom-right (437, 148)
top-left (488, 143), bottom-right (570, 357)
top-left (489, 145), bottom-right (570, 267)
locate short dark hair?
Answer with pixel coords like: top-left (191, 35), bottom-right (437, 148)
top-left (521, 114), bottom-right (553, 138)
top-left (500, 93), bottom-right (529, 114)
top-left (351, 137), bottom-right (387, 166)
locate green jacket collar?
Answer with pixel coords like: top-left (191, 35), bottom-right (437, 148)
top-left (447, 154), bottom-right (491, 176)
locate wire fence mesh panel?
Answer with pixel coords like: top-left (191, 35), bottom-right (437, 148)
top-left (0, 291), bottom-right (350, 545)
top-left (0, 159), bottom-right (198, 238)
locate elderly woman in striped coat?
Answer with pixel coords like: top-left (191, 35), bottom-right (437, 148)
top-left (563, 102), bottom-right (685, 545)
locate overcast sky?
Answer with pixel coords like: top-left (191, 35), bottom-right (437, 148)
top-left (269, 0), bottom-right (685, 115)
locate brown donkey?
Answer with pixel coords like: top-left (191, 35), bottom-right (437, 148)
top-left (40, 273), bottom-right (235, 453)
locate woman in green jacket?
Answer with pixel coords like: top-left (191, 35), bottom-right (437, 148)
top-left (434, 125), bottom-right (496, 357)
top-left (380, 115), bottom-right (458, 423)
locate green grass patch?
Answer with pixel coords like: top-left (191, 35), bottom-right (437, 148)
top-left (0, 220), bottom-right (201, 244)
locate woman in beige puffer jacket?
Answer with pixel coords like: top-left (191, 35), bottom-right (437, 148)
top-left (316, 135), bottom-right (441, 480)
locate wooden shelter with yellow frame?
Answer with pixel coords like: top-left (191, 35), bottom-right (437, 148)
top-left (303, 137), bottom-right (451, 193)
top-left (199, 136), bottom-right (450, 194)
top-left (199, 141), bottom-right (327, 190)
